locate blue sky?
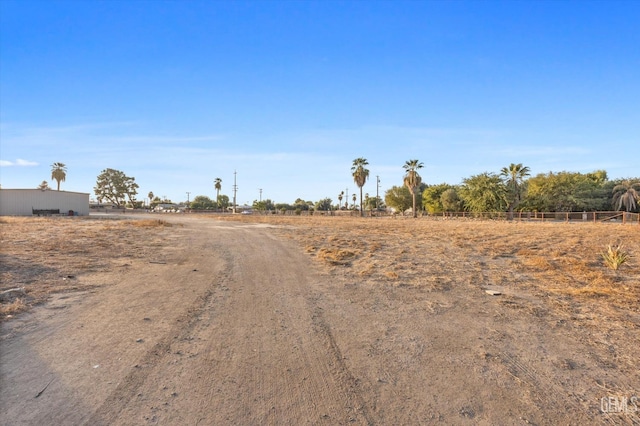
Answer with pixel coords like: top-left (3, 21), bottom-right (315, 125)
top-left (1, 0), bottom-right (638, 205)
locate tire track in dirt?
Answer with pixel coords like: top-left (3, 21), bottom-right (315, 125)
top-left (309, 304), bottom-right (375, 424)
top-left (85, 287), bottom-right (217, 425)
top-left (75, 218), bottom-right (376, 425)
top-left (161, 224), bottom-right (375, 425)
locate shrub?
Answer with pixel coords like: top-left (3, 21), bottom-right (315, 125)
top-left (601, 244), bottom-right (630, 270)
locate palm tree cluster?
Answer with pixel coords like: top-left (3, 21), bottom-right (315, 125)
top-left (346, 158), bottom-right (425, 217)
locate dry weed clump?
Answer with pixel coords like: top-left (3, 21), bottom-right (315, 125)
top-left (129, 219), bottom-right (173, 228)
top-left (0, 298), bottom-right (28, 316)
top-left (601, 244), bottom-right (630, 271)
top-left (316, 248), bottom-right (357, 266)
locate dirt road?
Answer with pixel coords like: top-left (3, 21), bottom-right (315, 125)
top-left (1, 215), bottom-right (638, 425)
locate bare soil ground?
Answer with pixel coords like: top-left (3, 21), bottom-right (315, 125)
top-left (1, 214), bottom-right (638, 425)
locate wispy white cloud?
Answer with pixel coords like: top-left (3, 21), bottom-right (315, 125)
top-left (0, 158), bottom-right (39, 167)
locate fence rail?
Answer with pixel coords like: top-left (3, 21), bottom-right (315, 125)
top-left (91, 207), bottom-right (640, 224)
top-left (435, 210), bottom-right (639, 224)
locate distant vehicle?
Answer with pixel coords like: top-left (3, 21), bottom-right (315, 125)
top-left (241, 210), bottom-right (253, 215)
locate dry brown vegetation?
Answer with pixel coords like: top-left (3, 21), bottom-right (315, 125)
top-left (2, 214), bottom-right (638, 329)
top-left (0, 216), bottom-right (173, 317)
top-left (215, 214), bottom-right (639, 328)
top-left (2, 213), bottom-right (638, 424)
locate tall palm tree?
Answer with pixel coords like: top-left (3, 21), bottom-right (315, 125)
top-left (612, 180), bottom-right (640, 212)
top-left (148, 191), bottom-right (154, 208)
top-left (338, 191), bottom-right (344, 210)
top-left (51, 162), bottom-right (67, 191)
top-left (403, 159), bottom-right (424, 218)
top-left (500, 163), bottom-right (530, 219)
top-left (214, 178), bottom-right (222, 209)
top-left (351, 158), bottom-right (369, 217)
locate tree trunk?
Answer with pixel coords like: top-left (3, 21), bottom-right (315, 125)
top-left (412, 190), bottom-right (417, 218)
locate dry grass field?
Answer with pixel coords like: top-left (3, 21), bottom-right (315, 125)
top-left (0, 216), bottom-right (175, 317)
top-left (2, 214), bottom-right (638, 325)
top-left (221, 214), bottom-right (639, 300)
top-left (1, 213), bottom-right (638, 424)
top-left (224, 215), bottom-right (639, 343)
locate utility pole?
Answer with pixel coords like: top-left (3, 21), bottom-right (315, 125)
top-left (186, 192), bottom-right (190, 205)
top-left (232, 170), bottom-right (238, 214)
top-left (345, 188), bottom-right (349, 208)
top-left (376, 175), bottom-right (380, 211)
top-left (259, 188), bottom-right (262, 202)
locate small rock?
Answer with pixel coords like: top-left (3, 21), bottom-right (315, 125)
top-left (485, 290), bottom-right (501, 296)
top-left (136, 338), bottom-right (144, 343)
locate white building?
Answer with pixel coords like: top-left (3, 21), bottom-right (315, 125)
top-left (0, 189), bottom-right (90, 216)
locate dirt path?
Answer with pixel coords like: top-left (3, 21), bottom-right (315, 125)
top-left (1, 215), bottom-right (638, 425)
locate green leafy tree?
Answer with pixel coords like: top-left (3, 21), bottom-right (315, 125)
top-left (459, 172), bottom-right (507, 213)
top-left (51, 162), bottom-right (67, 191)
top-left (190, 195), bottom-right (216, 210)
top-left (315, 198), bottom-right (333, 212)
top-left (363, 193), bottom-right (384, 212)
top-left (612, 180), bottom-right (640, 212)
top-left (587, 170), bottom-right (608, 185)
top-left (214, 178), bottom-right (222, 208)
top-left (253, 199), bottom-right (275, 212)
top-left (275, 202), bottom-right (293, 213)
top-left (523, 171), bottom-right (609, 212)
top-left (441, 188), bottom-right (462, 212)
top-left (422, 183), bottom-right (455, 214)
top-left (500, 163), bottom-right (530, 218)
top-left (351, 158), bottom-right (370, 216)
top-left (94, 168), bottom-right (139, 208)
top-left (218, 194), bottom-right (230, 210)
top-left (385, 185), bottom-right (413, 214)
top-left (403, 159), bottom-right (424, 218)
top-left (293, 198), bottom-right (311, 211)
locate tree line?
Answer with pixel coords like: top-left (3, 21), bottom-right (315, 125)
top-left (43, 162), bottom-right (638, 214)
top-left (399, 167), bottom-right (639, 215)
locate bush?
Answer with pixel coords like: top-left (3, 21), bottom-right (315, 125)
top-left (601, 244), bottom-right (630, 270)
